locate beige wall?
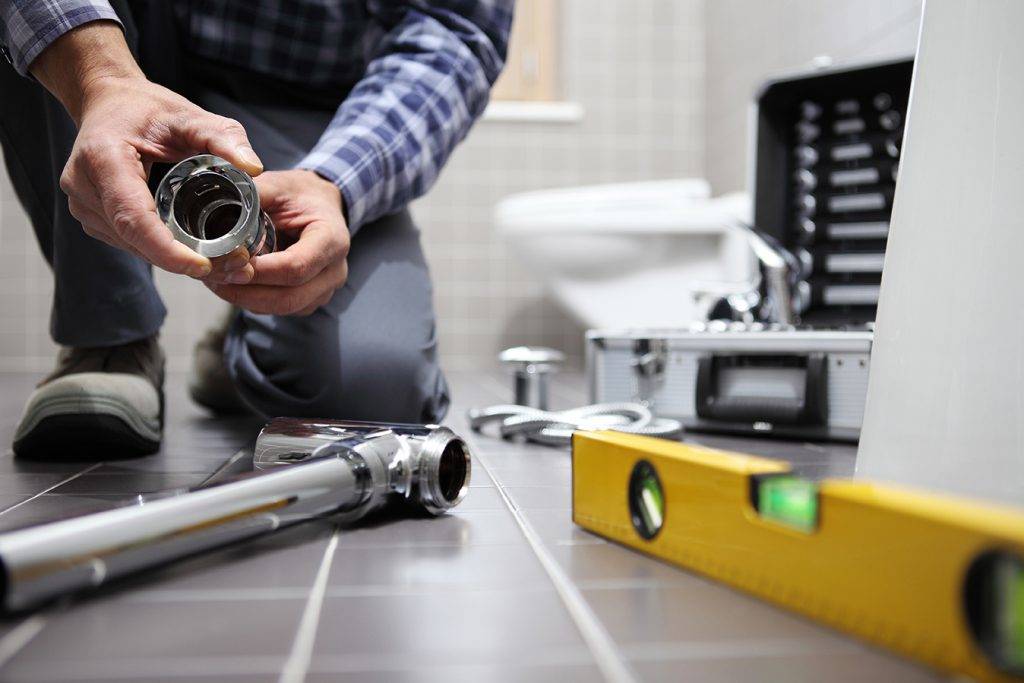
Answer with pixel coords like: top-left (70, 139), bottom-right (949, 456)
top-left (0, 0), bottom-right (923, 375)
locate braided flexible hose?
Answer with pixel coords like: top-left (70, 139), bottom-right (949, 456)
top-left (467, 402), bottom-right (684, 447)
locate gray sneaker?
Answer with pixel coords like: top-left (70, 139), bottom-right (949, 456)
top-left (13, 337), bottom-right (165, 459)
top-left (188, 306), bottom-right (252, 415)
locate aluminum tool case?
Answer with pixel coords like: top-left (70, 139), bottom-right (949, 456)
top-left (586, 327), bottom-right (872, 442)
top-left (587, 58), bottom-right (911, 442)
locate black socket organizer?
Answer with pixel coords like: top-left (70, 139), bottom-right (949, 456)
top-left (753, 57), bottom-right (914, 326)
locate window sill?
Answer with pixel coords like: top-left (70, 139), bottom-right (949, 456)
top-left (482, 100), bottom-right (585, 124)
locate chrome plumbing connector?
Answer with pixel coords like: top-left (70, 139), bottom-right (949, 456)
top-left (155, 154), bottom-right (275, 258)
top-left (0, 419), bottom-right (470, 612)
top-left (253, 418), bottom-right (471, 518)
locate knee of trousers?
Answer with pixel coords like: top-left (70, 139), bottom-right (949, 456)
top-left (225, 316), bottom-right (449, 424)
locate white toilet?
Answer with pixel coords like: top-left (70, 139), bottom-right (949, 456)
top-left (495, 179), bottom-right (755, 329)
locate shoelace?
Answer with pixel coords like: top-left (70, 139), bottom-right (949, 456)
top-left (466, 402), bottom-right (684, 447)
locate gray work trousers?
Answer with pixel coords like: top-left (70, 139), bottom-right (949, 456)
top-left (0, 2), bottom-right (450, 423)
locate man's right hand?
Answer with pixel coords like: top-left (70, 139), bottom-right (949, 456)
top-left (30, 21), bottom-right (264, 282)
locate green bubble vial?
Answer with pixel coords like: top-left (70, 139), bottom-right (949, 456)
top-left (758, 476), bottom-right (818, 532)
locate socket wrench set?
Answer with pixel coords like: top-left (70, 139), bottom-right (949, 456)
top-left (753, 57), bottom-right (913, 325)
top-left (588, 58), bottom-right (913, 442)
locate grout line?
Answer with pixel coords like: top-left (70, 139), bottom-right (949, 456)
top-left (0, 462), bottom-right (104, 517)
top-left (0, 615), bottom-right (46, 669)
top-left (473, 451), bottom-right (638, 683)
top-left (279, 528), bottom-right (340, 683)
top-left (0, 463), bottom-right (106, 673)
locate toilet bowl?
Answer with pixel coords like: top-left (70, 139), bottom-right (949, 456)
top-left (495, 179), bottom-right (755, 329)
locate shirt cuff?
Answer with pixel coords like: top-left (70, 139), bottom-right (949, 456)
top-left (296, 136), bottom-right (386, 235)
top-left (2, 1), bottom-right (122, 76)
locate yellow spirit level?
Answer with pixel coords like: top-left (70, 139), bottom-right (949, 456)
top-left (571, 431), bottom-right (1024, 682)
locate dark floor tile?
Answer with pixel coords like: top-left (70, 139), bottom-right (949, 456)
top-left (549, 542), bottom-right (702, 588)
top-left (305, 662), bottom-right (601, 683)
top-left (50, 469), bottom-right (206, 495)
top-left (5, 598), bottom-right (306, 670)
top-left (449, 485), bottom-right (505, 511)
top-left (0, 493), bottom-right (32, 513)
top-left (520, 508), bottom-right (605, 546)
top-left (327, 541), bottom-right (549, 589)
top-left (116, 520), bottom-right (335, 596)
top-left (311, 589), bottom-right (588, 665)
top-left (630, 649), bottom-right (940, 683)
top-left (337, 509), bottom-right (529, 548)
top-left (0, 457), bottom-right (99, 475)
top-left (2, 659), bottom-right (283, 682)
top-left (581, 583), bottom-right (853, 647)
top-left (502, 485), bottom-right (572, 510)
top-left (0, 493), bottom-right (126, 532)
top-left (485, 465), bottom-right (571, 488)
top-left (0, 472), bottom-right (80, 495)
top-left (100, 454), bottom-right (236, 475)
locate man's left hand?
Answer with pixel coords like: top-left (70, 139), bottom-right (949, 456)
top-left (206, 170), bottom-right (350, 316)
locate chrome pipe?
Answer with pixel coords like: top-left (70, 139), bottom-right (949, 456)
top-left (0, 419), bottom-right (471, 612)
top-left (155, 154), bottom-right (276, 257)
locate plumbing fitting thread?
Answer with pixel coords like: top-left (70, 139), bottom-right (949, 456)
top-left (155, 154), bottom-right (275, 258)
top-left (0, 419), bottom-right (471, 612)
top-left (467, 402), bottom-right (684, 447)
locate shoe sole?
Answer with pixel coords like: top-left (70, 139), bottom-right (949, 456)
top-left (13, 414), bottom-right (160, 460)
top-left (13, 394), bottom-right (161, 460)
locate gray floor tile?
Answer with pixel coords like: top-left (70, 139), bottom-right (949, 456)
top-left (0, 493), bottom-right (31, 512)
top-left (582, 583), bottom-right (855, 647)
top-left (0, 493), bottom-right (126, 532)
top-left (519, 508), bottom-right (605, 546)
top-left (630, 649), bottom-right (940, 682)
top-left (450, 485), bottom-right (505, 510)
top-left (337, 509), bottom-right (529, 548)
top-left (502, 484), bottom-right (573, 510)
top-left (5, 598), bottom-right (306, 672)
top-left (0, 472), bottom-right (79, 495)
top-left (305, 663), bottom-right (602, 682)
top-left (119, 521), bottom-right (335, 596)
top-left (4, 669), bottom-right (280, 683)
top-left (51, 469), bottom-right (207, 494)
top-left (311, 589), bottom-right (590, 665)
top-left (486, 464), bottom-right (572, 488)
top-left (549, 542), bottom-right (704, 588)
top-left (326, 541), bottom-right (549, 589)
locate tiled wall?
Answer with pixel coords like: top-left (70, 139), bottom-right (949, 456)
top-left (0, 0), bottom-right (923, 375)
top-left (416, 0), bottom-right (705, 371)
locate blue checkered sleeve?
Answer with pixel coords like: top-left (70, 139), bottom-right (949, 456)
top-left (296, 0), bottom-right (512, 233)
top-left (0, 0), bottom-right (122, 75)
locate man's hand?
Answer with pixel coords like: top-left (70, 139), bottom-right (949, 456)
top-left (206, 170), bottom-right (350, 316)
top-left (31, 21), bottom-right (264, 280)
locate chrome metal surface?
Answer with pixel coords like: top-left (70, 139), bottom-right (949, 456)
top-left (498, 346), bottom-right (565, 410)
top-left (0, 419), bottom-right (470, 612)
top-left (253, 418), bottom-right (471, 517)
top-left (155, 154), bottom-right (276, 258)
top-left (729, 220), bottom-right (801, 325)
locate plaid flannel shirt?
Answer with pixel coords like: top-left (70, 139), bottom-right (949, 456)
top-left (0, 0), bottom-right (512, 232)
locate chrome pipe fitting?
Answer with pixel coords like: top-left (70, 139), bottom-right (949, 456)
top-left (0, 419), bottom-right (471, 612)
top-left (253, 418), bottom-right (471, 518)
top-left (155, 154), bottom-right (275, 257)
top-left (498, 346), bottom-right (565, 410)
